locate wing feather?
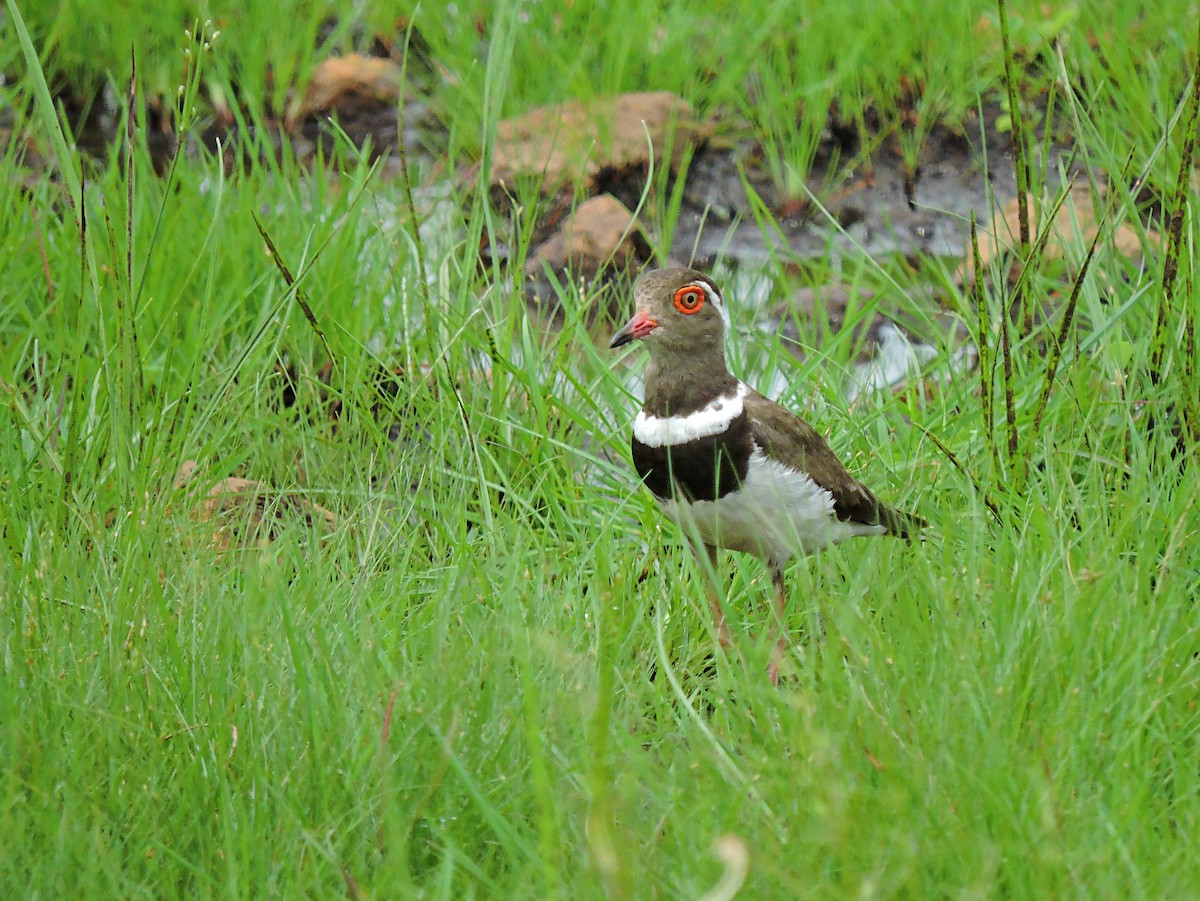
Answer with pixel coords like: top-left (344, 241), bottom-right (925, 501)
top-left (743, 390), bottom-right (923, 537)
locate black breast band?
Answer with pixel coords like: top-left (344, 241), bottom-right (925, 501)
top-left (631, 412), bottom-right (752, 502)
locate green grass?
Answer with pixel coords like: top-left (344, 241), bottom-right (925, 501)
top-left (3, 0), bottom-right (1200, 898)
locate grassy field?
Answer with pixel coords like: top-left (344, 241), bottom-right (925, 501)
top-left (2, 0), bottom-right (1199, 898)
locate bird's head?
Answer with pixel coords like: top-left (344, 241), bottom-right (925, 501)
top-left (609, 267), bottom-right (730, 360)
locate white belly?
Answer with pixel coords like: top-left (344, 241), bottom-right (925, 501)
top-left (658, 448), bottom-right (885, 564)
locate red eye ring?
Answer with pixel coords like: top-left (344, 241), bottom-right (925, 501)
top-left (673, 285), bottom-right (706, 315)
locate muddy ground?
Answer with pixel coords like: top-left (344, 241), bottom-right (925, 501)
top-left (9, 31), bottom-right (1146, 396)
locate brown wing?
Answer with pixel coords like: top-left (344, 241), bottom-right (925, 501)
top-left (744, 390), bottom-right (923, 537)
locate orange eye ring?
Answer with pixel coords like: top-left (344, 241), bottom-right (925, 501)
top-left (673, 285), bottom-right (706, 315)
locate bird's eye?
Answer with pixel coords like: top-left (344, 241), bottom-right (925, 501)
top-left (673, 286), bottom-right (706, 315)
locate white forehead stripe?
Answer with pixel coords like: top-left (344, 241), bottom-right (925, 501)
top-left (700, 282), bottom-right (730, 332)
top-left (633, 383), bottom-right (748, 448)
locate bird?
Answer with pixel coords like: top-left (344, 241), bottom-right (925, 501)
top-left (610, 266), bottom-right (923, 682)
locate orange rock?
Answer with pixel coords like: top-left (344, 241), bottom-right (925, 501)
top-left (960, 184), bottom-right (1160, 284)
top-left (175, 461), bottom-right (336, 551)
top-left (288, 54), bottom-right (404, 126)
top-left (524, 194), bottom-right (649, 278)
top-left (492, 92), bottom-right (710, 191)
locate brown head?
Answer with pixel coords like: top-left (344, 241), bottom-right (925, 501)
top-left (609, 267), bottom-right (731, 360)
top-left (610, 267), bottom-right (737, 414)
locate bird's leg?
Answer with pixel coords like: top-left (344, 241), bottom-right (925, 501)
top-left (699, 542), bottom-right (731, 648)
top-left (767, 562), bottom-right (789, 686)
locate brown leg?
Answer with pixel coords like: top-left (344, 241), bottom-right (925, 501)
top-left (700, 543), bottom-right (732, 647)
top-left (767, 562), bottom-right (788, 685)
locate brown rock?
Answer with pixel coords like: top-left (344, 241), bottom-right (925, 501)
top-left (176, 461), bottom-right (336, 551)
top-left (960, 184), bottom-right (1160, 284)
top-left (491, 92), bottom-right (710, 192)
top-left (523, 194), bottom-right (652, 328)
top-left (524, 194), bottom-right (650, 279)
top-left (288, 54), bottom-right (405, 125)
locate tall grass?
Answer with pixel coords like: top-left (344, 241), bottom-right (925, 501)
top-left (2, 0), bottom-right (1199, 898)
